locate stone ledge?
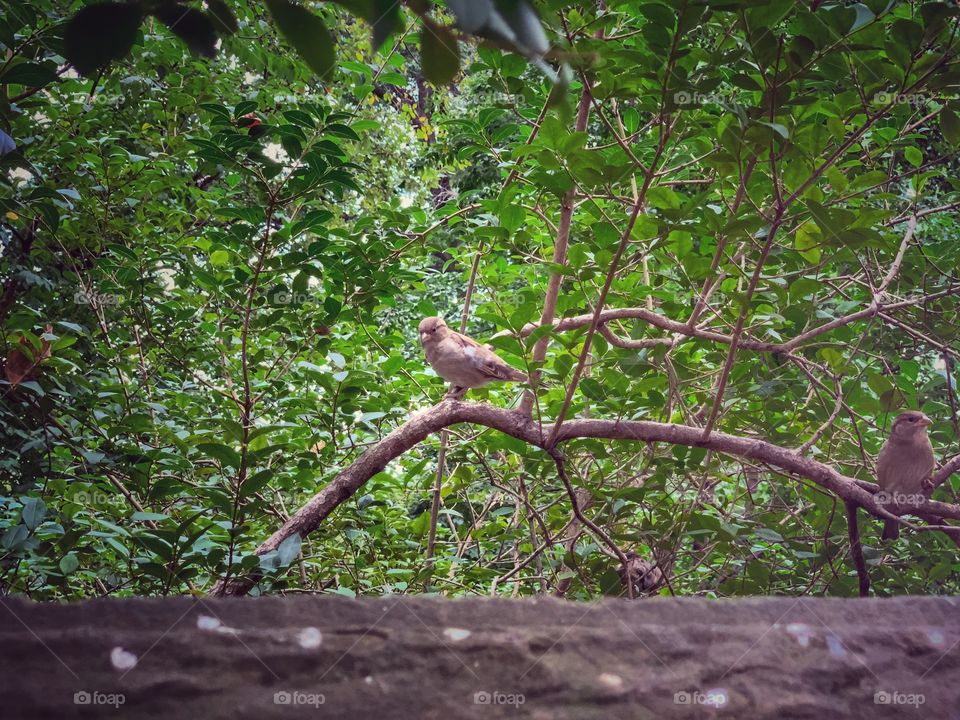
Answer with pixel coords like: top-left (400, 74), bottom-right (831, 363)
top-left (1, 595), bottom-right (957, 719)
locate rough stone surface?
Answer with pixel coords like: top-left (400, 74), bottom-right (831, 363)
top-left (1, 595), bottom-right (958, 718)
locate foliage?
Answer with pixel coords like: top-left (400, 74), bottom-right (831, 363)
top-left (1, 0), bottom-right (960, 601)
top-left (58, 0), bottom-right (561, 84)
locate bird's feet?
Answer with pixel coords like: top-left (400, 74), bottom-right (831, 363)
top-left (444, 386), bottom-right (467, 401)
top-left (922, 476), bottom-right (935, 493)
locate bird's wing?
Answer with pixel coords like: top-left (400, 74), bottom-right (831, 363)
top-left (451, 330), bottom-right (484, 350)
top-left (453, 332), bottom-right (526, 382)
top-left (876, 441), bottom-right (893, 489)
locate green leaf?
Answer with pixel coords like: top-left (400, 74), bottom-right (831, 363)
top-left (196, 442), bottom-right (242, 469)
top-left (421, 20), bottom-right (460, 85)
top-left (60, 553), bottom-right (80, 575)
top-left (794, 221), bottom-right (822, 264)
top-left (242, 469), bottom-right (275, 495)
top-left (755, 528), bottom-right (784, 543)
top-left (265, 0), bottom-right (337, 80)
top-left (941, 108), bottom-right (960, 147)
top-left (209, 249), bottom-right (230, 266)
top-left (500, 204), bottom-right (525, 232)
top-left (849, 3), bottom-right (874, 32)
top-left (891, 18), bottom-right (923, 51)
top-left (152, 5), bottom-right (218, 57)
top-left (207, 0), bottom-right (239, 35)
top-left (2, 525), bottom-right (29, 550)
top-left (0, 62), bottom-right (59, 88)
top-left (131, 512), bottom-right (169, 522)
top-left (879, 388), bottom-right (904, 412)
top-left (903, 146), bottom-right (922, 167)
top-left (667, 230), bottom-right (692, 256)
top-left (410, 510), bottom-right (431, 537)
top-left (138, 533), bottom-right (174, 561)
top-left (367, 0), bottom-right (402, 51)
top-left (758, 121), bottom-right (789, 139)
top-left (21, 497), bottom-right (46, 531)
top-left (647, 186), bottom-right (681, 210)
top-left (64, 2), bottom-right (143, 76)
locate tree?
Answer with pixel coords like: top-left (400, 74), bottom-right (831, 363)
top-left (2, 0), bottom-right (960, 602)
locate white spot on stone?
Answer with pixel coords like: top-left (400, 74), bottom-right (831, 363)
top-left (298, 627), bottom-right (323, 649)
top-left (826, 634), bottom-right (846, 658)
top-left (598, 673), bottom-right (623, 688)
top-left (196, 614), bottom-right (237, 634)
top-left (786, 623), bottom-right (811, 647)
top-left (197, 615), bottom-right (221, 631)
top-left (443, 627), bottom-right (471, 642)
top-left (926, 628), bottom-right (945, 646)
top-left (110, 647), bottom-right (137, 671)
top-left (364, 676), bottom-right (374, 684)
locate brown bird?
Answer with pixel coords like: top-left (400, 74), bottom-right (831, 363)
top-left (418, 317), bottom-right (527, 398)
top-left (877, 410), bottom-right (935, 541)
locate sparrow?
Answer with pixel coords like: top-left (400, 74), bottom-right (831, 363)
top-left (876, 410), bottom-right (935, 541)
top-left (418, 316), bottom-right (527, 398)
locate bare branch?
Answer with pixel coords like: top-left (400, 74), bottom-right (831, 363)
top-left (521, 85), bottom-right (594, 417)
top-left (845, 500), bottom-right (870, 597)
top-left (551, 451), bottom-right (634, 599)
top-left (931, 453), bottom-right (960, 491)
top-left (876, 215), bottom-right (916, 294)
top-left (517, 284), bottom-right (960, 355)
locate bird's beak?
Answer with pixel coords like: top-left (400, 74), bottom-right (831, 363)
top-left (919, 414), bottom-right (932, 427)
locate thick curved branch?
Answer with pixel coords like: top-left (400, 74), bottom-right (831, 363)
top-left (209, 403), bottom-right (540, 596)
top-left (209, 401), bottom-right (960, 597)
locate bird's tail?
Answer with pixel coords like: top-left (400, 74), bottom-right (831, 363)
top-left (882, 519), bottom-right (900, 541)
top-left (509, 368), bottom-right (529, 383)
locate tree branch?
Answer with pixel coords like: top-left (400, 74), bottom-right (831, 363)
top-left (517, 284), bottom-right (960, 354)
top-left (521, 84), bottom-right (594, 417)
top-left (209, 401), bottom-right (959, 597)
top-left (931, 453), bottom-right (960, 490)
top-left (845, 500), bottom-right (870, 597)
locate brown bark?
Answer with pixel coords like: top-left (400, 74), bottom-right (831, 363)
top-left (210, 400), bottom-right (960, 597)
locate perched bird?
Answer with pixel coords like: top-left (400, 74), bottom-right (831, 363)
top-left (877, 410), bottom-right (935, 541)
top-left (418, 317), bottom-right (527, 398)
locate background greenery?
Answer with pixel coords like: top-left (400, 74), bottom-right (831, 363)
top-left (2, 0), bottom-right (959, 600)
